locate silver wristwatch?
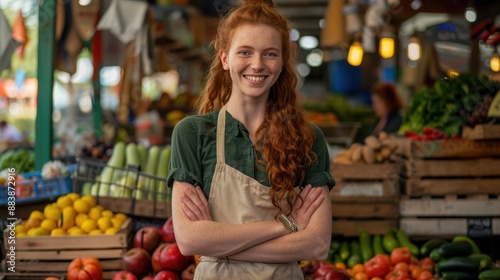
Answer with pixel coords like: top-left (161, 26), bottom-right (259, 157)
top-left (278, 214), bottom-right (298, 233)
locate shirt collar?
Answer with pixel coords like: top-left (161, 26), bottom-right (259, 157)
top-left (225, 110), bottom-right (247, 137)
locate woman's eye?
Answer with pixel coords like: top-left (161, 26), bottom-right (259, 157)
top-left (239, 51), bottom-right (251, 55)
top-left (265, 52), bottom-right (278, 57)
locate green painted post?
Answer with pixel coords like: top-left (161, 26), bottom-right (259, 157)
top-left (34, 0), bottom-right (56, 170)
top-left (93, 80), bottom-right (103, 139)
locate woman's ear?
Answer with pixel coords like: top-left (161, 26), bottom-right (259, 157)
top-left (219, 50), bottom-right (229, 70)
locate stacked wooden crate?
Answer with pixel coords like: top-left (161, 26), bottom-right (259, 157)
top-left (330, 162), bottom-right (401, 236)
top-left (2, 219), bottom-right (132, 279)
top-left (399, 139), bottom-right (500, 236)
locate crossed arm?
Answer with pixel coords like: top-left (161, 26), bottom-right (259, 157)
top-left (172, 181), bottom-right (332, 262)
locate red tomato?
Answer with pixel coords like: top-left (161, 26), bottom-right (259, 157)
top-left (385, 269), bottom-right (410, 280)
top-left (393, 263), bottom-right (409, 273)
top-left (365, 254), bottom-right (391, 278)
top-left (67, 257), bottom-right (103, 280)
top-left (420, 257), bottom-right (435, 272)
top-left (390, 248), bottom-right (412, 265)
top-left (411, 266), bottom-right (422, 279)
top-left (417, 270), bottom-right (434, 280)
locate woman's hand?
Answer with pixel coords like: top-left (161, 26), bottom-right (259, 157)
top-left (181, 186), bottom-right (213, 221)
top-left (290, 184), bottom-right (324, 230)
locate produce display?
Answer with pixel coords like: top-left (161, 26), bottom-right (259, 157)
top-left (15, 193), bottom-right (128, 236)
top-left (116, 217), bottom-right (196, 280)
top-left (332, 132), bottom-right (398, 164)
top-left (400, 73), bottom-right (500, 137)
top-left (79, 141), bottom-right (171, 202)
top-left (307, 228), bottom-right (500, 280)
top-left (0, 147), bottom-right (34, 174)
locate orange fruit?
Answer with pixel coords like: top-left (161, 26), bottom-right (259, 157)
top-left (351, 263), bottom-right (365, 275)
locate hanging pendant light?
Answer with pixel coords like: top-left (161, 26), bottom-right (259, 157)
top-left (408, 34), bottom-right (421, 61)
top-left (379, 27), bottom-right (395, 59)
top-left (348, 40), bottom-right (363, 66)
top-left (491, 48), bottom-right (500, 72)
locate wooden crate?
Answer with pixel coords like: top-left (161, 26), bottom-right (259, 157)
top-left (395, 138), bottom-right (500, 159)
top-left (95, 196), bottom-right (172, 219)
top-left (462, 124), bottom-right (500, 140)
top-left (330, 163), bottom-right (401, 236)
top-left (2, 218), bottom-right (132, 279)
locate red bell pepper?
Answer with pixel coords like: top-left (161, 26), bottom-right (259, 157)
top-left (365, 254), bottom-right (391, 278)
top-left (390, 247), bottom-right (412, 265)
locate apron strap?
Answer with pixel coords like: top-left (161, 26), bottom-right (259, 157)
top-left (216, 106), bottom-right (226, 165)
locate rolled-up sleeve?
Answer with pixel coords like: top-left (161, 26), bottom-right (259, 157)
top-left (167, 117), bottom-right (203, 188)
top-left (304, 124), bottom-right (336, 190)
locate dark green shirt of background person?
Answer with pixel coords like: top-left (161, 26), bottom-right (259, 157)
top-left (369, 82), bottom-right (403, 136)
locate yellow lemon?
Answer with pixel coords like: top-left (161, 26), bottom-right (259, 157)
top-left (101, 210), bottom-right (114, 218)
top-left (27, 228), bottom-right (36, 236)
top-left (67, 226), bottom-right (81, 235)
top-left (17, 232), bottom-right (28, 238)
top-left (40, 219), bottom-right (57, 231)
top-left (114, 213), bottom-right (128, 222)
top-left (58, 207), bottom-right (76, 230)
top-left (51, 228), bottom-right (67, 236)
top-left (57, 196), bottom-right (73, 209)
top-left (66, 192), bottom-right (80, 202)
top-left (44, 207), bottom-right (61, 222)
top-left (81, 195), bottom-right (96, 208)
top-left (97, 217), bottom-right (113, 231)
top-left (29, 210), bottom-right (45, 221)
top-left (30, 227), bottom-right (50, 236)
top-left (75, 213), bottom-right (89, 227)
top-left (73, 199), bottom-right (91, 214)
top-left (111, 217), bottom-right (124, 229)
top-left (69, 228), bottom-right (86, 235)
top-left (15, 224), bottom-right (28, 234)
top-left (105, 227), bottom-right (118, 235)
top-left (81, 219), bottom-right (97, 233)
top-left (89, 229), bottom-right (104, 235)
top-left (88, 207), bottom-right (103, 220)
top-left (93, 205), bottom-right (104, 212)
top-left (24, 218), bottom-right (42, 229)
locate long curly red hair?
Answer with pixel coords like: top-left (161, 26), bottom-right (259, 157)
top-left (197, 0), bottom-right (317, 216)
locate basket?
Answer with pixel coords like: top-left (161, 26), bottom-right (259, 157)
top-left (72, 157), bottom-right (172, 219)
top-left (0, 166), bottom-right (75, 206)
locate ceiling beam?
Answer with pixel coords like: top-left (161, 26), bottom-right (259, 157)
top-left (277, 6), bottom-right (326, 18)
top-left (275, 0), bottom-right (329, 5)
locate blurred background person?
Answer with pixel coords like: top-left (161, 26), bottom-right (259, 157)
top-left (368, 82), bottom-right (403, 136)
top-left (0, 120), bottom-right (23, 142)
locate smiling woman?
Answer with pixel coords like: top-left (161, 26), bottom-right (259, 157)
top-left (167, 0), bottom-right (335, 279)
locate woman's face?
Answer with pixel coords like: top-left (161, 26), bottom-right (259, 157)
top-left (220, 23), bottom-right (283, 101)
top-left (372, 94), bottom-right (388, 119)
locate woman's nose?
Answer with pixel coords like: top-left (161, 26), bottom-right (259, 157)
top-left (250, 56), bottom-right (264, 71)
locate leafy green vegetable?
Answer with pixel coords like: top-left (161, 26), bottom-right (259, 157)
top-left (400, 73), bottom-right (500, 136)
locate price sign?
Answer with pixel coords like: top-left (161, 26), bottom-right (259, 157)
top-left (488, 90), bottom-right (500, 117)
top-left (467, 217), bottom-right (492, 237)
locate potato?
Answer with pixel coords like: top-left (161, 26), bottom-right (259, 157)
top-left (352, 145), bottom-right (363, 162)
top-left (333, 156), bottom-right (352, 165)
top-left (374, 151), bottom-right (384, 163)
top-left (380, 147), bottom-right (392, 158)
top-left (365, 136), bottom-right (382, 150)
top-left (336, 149), bottom-right (349, 158)
top-left (362, 146), bottom-right (375, 164)
top-left (378, 132), bottom-right (389, 141)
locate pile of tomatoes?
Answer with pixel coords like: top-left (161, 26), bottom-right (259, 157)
top-left (337, 248), bottom-right (436, 280)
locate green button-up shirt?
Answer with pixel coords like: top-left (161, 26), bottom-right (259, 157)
top-left (167, 109), bottom-right (335, 198)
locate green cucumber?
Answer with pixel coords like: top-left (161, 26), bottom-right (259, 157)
top-left (339, 241), bottom-right (350, 261)
top-left (347, 255), bottom-right (362, 268)
top-left (125, 142), bottom-right (140, 167)
top-left (430, 247), bottom-right (443, 263)
top-left (382, 228), bottom-right (399, 253)
top-left (350, 240), bottom-right (361, 257)
top-left (453, 235), bottom-right (481, 254)
top-left (372, 235), bottom-right (385, 255)
top-left (438, 241), bottom-right (473, 258)
top-left (479, 269), bottom-right (500, 280)
top-left (98, 141), bottom-right (125, 196)
top-left (395, 228), bottom-right (419, 258)
top-left (442, 271), bottom-right (478, 280)
top-left (359, 230), bottom-right (373, 262)
top-left (330, 239), bottom-right (341, 254)
top-left (437, 257), bottom-right (479, 274)
top-left (421, 238), bottom-right (447, 257)
top-left (155, 147), bottom-right (171, 201)
top-left (137, 143), bottom-right (148, 169)
top-left (468, 253), bottom-right (492, 271)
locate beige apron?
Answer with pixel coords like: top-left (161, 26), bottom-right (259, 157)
top-left (194, 107), bottom-right (304, 280)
